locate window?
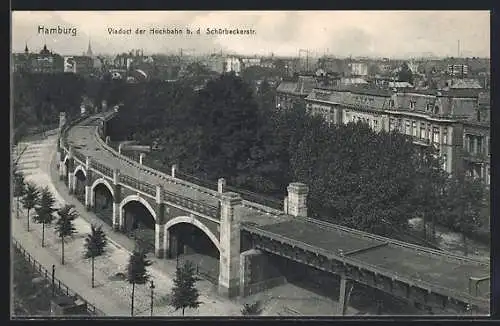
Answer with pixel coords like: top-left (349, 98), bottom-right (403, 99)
top-left (434, 106), bottom-right (440, 115)
top-left (389, 118), bottom-right (395, 131)
top-left (420, 125), bottom-right (426, 139)
top-left (477, 137), bottom-right (483, 155)
top-left (443, 128), bottom-right (448, 145)
top-left (405, 121), bottom-right (411, 135)
top-left (467, 135), bottom-right (473, 153)
top-left (389, 99), bottom-right (395, 107)
top-left (410, 101), bottom-right (415, 110)
top-left (442, 154), bottom-right (447, 171)
top-left (433, 127), bottom-right (440, 143)
top-left (427, 103), bottom-right (432, 112)
top-left (412, 121), bottom-right (417, 137)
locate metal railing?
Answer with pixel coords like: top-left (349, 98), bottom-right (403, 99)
top-left (226, 185), bottom-right (283, 211)
top-left (12, 238), bottom-right (105, 316)
top-left (300, 216), bottom-right (489, 266)
top-left (73, 150), bottom-right (86, 163)
top-left (176, 171), bottom-right (219, 192)
top-left (120, 174), bottom-right (157, 197)
top-left (90, 161), bottom-right (113, 178)
top-left (162, 190), bottom-right (220, 219)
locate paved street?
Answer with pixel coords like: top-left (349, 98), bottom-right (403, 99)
top-left (13, 135), bottom-right (244, 316)
top-left (14, 133), bottom-right (365, 317)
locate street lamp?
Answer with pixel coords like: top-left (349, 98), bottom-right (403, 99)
top-left (150, 280), bottom-right (155, 317)
top-left (52, 264), bottom-right (56, 297)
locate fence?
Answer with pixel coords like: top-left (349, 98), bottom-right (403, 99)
top-left (12, 238), bottom-right (105, 316)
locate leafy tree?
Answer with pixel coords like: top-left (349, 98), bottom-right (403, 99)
top-left (408, 148), bottom-right (448, 241)
top-left (398, 62), bottom-right (414, 85)
top-left (13, 165), bottom-right (25, 219)
top-left (84, 224), bottom-right (108, 288)
top-left (256, 79), bottom-right (276, 116)
top-left (13, 72), bottom-right (86, 133)
top-left (55, 204), bottom-right (77, 265)
top-left (22, 182), bottom-right (39, 232)
top-left (169, 260), bottom-right (202, 316)
top-left (194, 73), bottom-right (261, 181)
top-left (443, 175), bottom-right (486, 255)
top-left (127, 250), bottom-right (152, 316)
top-left (33, 186), bottom-right (57, 247)
top-left (241, 301), bottom-right (262, 316)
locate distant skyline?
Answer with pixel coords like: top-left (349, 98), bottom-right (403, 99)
top-left (12, 11), bottom-right (490, 59)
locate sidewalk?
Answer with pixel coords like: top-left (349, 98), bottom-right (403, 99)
top-left (12, 135), bottom-right (243, 317)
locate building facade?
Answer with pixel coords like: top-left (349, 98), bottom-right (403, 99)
top-left (302, 86), bottom-right (490, 183)
top-left (348, 62), bottom-right (368, 76)
top-left (276, 76), bottom-right (318, 110)
top-left (13, 44), bottom-right (64, 73)
top-left (224, 57), bottom-right (241, 75)
top-left (461, 92), bottom-right (490, 184)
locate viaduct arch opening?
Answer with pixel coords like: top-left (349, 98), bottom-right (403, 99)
top-left (167, 218), bottom-right (220, 284)
top-left (120, 198), bottom-right (156, 254)
top-left (74, 167), bottom-right (86, 202)
top-left (92, 180), bottom-right (114, 226)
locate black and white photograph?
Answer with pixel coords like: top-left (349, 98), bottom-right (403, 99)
top-left (11, 10), bottom-right (491, 318)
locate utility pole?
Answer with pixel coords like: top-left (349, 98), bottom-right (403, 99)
top-left (299, 49), bottom-right (309, 73)
top-left (150, 280), bottom-right (155, 316)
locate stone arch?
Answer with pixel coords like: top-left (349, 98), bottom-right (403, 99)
top-left (90, 177), bottom-right (114, 209)
top-left (91, 177), bottom-right (115, 198)
top-left (73, 164), bottom-right (87, 178)
top-left (119, 194), bottom-right (157, 223)
top-left (63, 154), bottom-right (70, 165)
top-left (165, 216), bottom-right (221, 253)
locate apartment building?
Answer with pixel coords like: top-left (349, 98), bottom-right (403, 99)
top-left (276, 76), bottom-right (318, 110)
top-left (303, 86), bottom-right (489, 182)
top-left (461, 92), bottom-right (490, 184)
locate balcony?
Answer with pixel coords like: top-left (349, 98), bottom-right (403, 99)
top-left (463, 151), bottom-right (489, 163)
top-left (412, 136), bottom-right (431, 146)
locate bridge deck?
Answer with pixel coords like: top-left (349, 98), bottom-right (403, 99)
top-left (67, 116), bottom-right (291, 227)
top-left (255, 220), bottom-right (490, 299)
top-left (68, 121), bottom-right (219, 207)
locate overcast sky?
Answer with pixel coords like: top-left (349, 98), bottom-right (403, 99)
top-left (12, 11), bottom-right (490, 58)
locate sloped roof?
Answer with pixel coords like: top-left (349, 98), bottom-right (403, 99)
top-left (276, 81), bottom-right (298, 93)
top-left (306, 87), bottom-right (390, 110)
top-left (449, 79), bottom-right (483, 89)
top-left (276, 76), bottom-right (317, 95)
top-left (342, 77), bottom-right (368, 85)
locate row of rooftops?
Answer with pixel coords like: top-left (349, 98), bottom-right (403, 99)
top-left (277, 76), bottom-right (489, 100)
